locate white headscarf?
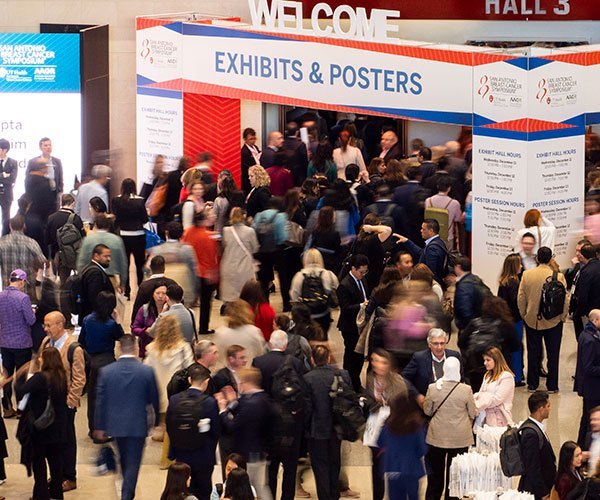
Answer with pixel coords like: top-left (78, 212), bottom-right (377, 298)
top-left (435, 356), bottom-right (461, 390)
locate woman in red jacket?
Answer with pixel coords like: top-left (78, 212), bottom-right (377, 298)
top-left (239, 279), bottom-right (275, 342)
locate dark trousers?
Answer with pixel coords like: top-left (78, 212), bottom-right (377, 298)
top-left (116, 436), bottom-right (146, 500)
top-left (197, 277), bottom-right (215, 334)
top-left (314, 314), bottom-right (332, 339)
top-left (0, 197), bottom-right (10, 227)
top-left (87, 352), bottom-right (116, 433)
top-left (578, 397), bottom-right (600, 447)
top-left (276, 247), bottom-right (302, 311)
top-left (57, 264), bottom-right (74, 323)
top-left (0, 346), bottom-right (31, 410)
top-left (426, 445), bottom-right (468, 500)
top-left (64, 408), bottom-right (77, 482)
top-left (122, 235), bottom-right (146, 295)
top-left (510, 320), bottom-right (524, 383)
top-left (525, 322), bottom-right (563, 391)
top-left (573, 314), bottom-right (584, 341)
top-left (189, 462), bottom-right (213, 500)
top-left (269, 434), bottom-right (302, 500)
top-left (257, 252), bottom-right (276, 300)
top-left (371, 447), bottom-right (385, 500)
top-left (389, 474), bottom-right (420, 500)
top-left (308, 437), bottom-right (341, 500)
top-left (341, 330), bottom-right (364, 392)
top-left (32, 441), bottom-right (64, 500)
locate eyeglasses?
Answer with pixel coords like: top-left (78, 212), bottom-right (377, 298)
top-left (430, 341), bottom-right (446, 346)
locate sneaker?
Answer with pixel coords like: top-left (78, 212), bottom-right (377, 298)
top-left (547, 389), bottom-right (559, 394)
top-left (527, 386), bottom-right (538, 393)
top-left (62, 480), bottom-right (77, 492)
top-left (515, 381), bottom-right (526, 387)
top-left (340, 489), bottom-right (360, 498)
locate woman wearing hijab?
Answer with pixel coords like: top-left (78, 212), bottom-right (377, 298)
top-left (423, 357), bottom-right (477, 500)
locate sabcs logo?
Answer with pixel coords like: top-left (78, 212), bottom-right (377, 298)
top-left (140, 39), bottom-right (153, 64)
top-left (536, 78), bottom-right (548, 103)
top-left (478, 75), bottom-right (490, 99)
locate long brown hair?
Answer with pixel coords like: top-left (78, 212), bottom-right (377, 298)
top-left (387, 395), bottom-right (424, 435)
top-left (483, 346), bottom-right (514, 382)
top-left (315, 206), bottom-right (335, 232)
top-left (40, 347), bottom-right (67, 393)
top-left (482, 296), bottom-right (514, 325)
top-left (358, 213), bottom-right (380, 241)
top-left (499, 253), bottom-right (521, 287)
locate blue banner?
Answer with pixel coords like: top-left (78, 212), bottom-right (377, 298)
top-left (0, 33), bottom-right (80, 92)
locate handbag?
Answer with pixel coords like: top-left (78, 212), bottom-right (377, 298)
top-left (145, 183), bottom-right (167, 217)
top-left (363, 405), bottom-right (391, 447)
top-left (285, 221), bottom-right (305, 247)
top-left (144, 222), bottom-right (162, 249)
top-left (231, 226), bottom-right (260, 274)
top-left (33, 381), bottom-right (56, 431)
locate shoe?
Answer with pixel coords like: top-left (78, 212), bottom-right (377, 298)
top-left (220, 304), bottom-right (227, 316)
top-left (527, 386), bottom-right (538, 392)
top-left (62, 480), bottom-right (77, 492)
top-left (0, 478), bottom-right (5, 485)
top-left (199, 329), bottom-right (215, 335)
top-left (2, 408), bottom-right (16, 419)
top-left (296, 488), bottom-right (311, 498)
top-left (539, 367), bottom-right (548, 378)
top-left (340, 489), bottom-right (360, 498)
top-left (547, 389), bottom-right (559, 394)
top-left (515, 381), bottom-right (526, 387)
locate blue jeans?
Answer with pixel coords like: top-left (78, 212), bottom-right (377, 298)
top-left (510, 320), bottom-right (524, 382)
top-left (388, 473), bottom-right (420, 500)
top-left (116, 437), bottom-right (146, 500)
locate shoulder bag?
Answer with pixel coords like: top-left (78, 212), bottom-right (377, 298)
top-left (33, 380), bottom-right (56, 431)
top-left (430, 382), bottom-right (460, 419)
top-left (230, 226), bottom-right (260, 274)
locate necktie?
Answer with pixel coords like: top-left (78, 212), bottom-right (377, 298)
top-left (0, 159), bottom-right (4, 171)
top-left (358, 279), bottom-right (366, 301)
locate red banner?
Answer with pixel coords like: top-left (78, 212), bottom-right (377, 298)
top-left (298, 0), bottom-right (599, 21)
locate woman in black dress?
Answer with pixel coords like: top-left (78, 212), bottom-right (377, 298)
top-left (308, 206), bottom-right (341, 273)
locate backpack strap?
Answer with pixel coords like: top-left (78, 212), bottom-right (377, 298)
top-left (519, 421), bottom-right (545, 450)
top-left (66, 212), bottom-right (76, 225)
top-left (67, 342), bottom-right (83, 385)
top-left (444, 198), bottom-right (453, 210)
top-left (187, 307), bottom-right (198, 342)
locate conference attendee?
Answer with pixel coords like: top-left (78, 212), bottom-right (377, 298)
top-left (0, 215), bottom-right (45, 300)
top-left (396, 218), bottom-right (448, 284)
top-left (574, 310), bottom-right (600, 446)
top-left (391, 251), bottom-right (414, 281)
top-left (517, 247), bottom-right (568, 393)
top-left (307, 140), bottom-right (337, 184)
top-left (19, 347), bottom-right (67, 500)
top-left (111, 178), bottom-right (148, 297)
top-left (1, 193), bottom-right (45, 250)
top-left (423, 357), bottom-right (477, 500)
top-left (424, 176), bottom-right (461, 249)
top-left (0, 138), bottom-right (18, 225)
top-left (266, 151), bottom-right (295, 196)
top-left (239, 279), bottom-right (276, 342)
top-left (453, 256), bottom-right (488, 333)
top-left (183, 211), bottom-right (219, 334)
top-left (167, 364), bottom-right (221, 499)
top-left (212, 173), bottom-right (238, 234)
top-left (148, 221), bottom-right (198, 307)
top-left (167, 340), bottom-right (220, 400)
top-left (151, 284), bottom-right (197, 344)
top-left (0, 269), bottom-right (35, 417)
top-left (75, 164), bottom-right (111, 224)
top-left (554, 441), bottom-right (584, 500)
top-left (281, 122), bottom-right (309, 187)
top-left (392, 167), bottom-right (428, 245)
top-left (337, 253), bottom-right (370, 391)
top-left (260, 130), bottom-right (283, 169)
top-left (516, 208), bottom-right (557, 254)
top-left (213, 345), bottom-right (247, 394)
top-left (210, 454), bottom-right (258, 500)
top-left (131, 282), bottom-right (167, 359)
top-left (25, 160), bottom-right (57, 225)
top-left (572, 244), bottom-right (600, 339)
top-left (216, 367), bottom-right (274, 500)
top-left (519, 232), bottom-right (538, 271)
top-left (241, 127), bottom-right (261, 193)
top-left (417, 147), bottom-right (438, 182)
top-left (402, 328), bottom-right (461, 404)
top-left (306, 205), bottom-right (342, 273)
top-left (518, 392), bottom-right (557, 500)
top-left (94, 334), bottom-right (160, 500)
top-left (78, 292), bottom-right (123, 436)
top-left (363, 184), bottom-right (406, 235)
top-left (378, 129), bottom-right (403, 163)
top-left (180, 179), bottom-right (209, 230)
top-left (130, 255), bottom-right (176, 322)
top-left (180, 152), bottom-right (215, 197)
top-left (333, 130), bottom-right (366, 180)
top-left (160, 462), bottom-right (195, 500)
top-left (27, 136), bottom-right (64, 195)
top-left (78, 244), bottom-right (115, 326)
top-left (40, 311), bottom-right (86, 493)
top-left (584, 406), bottom-right (600, 476)
top-left (245, 165), bottom-right (272, 218)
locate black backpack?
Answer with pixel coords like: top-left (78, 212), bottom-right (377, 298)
top-left (255, 212), bottom-right (279, 253)
top-left (67, 342), bottom-right (92, 395)
top-left (538, 271), bottom-right (566, 320)
top-left (271, 356), bottom-right (307, 448)
top-left (499, 421), bottom-right (544, 477)
top-left (171, 200), bottom-right (193, 223)
top-left (57, 213), bottom-right (82, 269)
top-left (63, 266), bottom-right (95, 316)
top-left (166, 391), bottom-right (208, 450)
top-left (329, 371), bottom-right (365, 442)
top-left (466, 318), bottom-right (501, 358)
top-left (285, 333), bottom-right (310, 370)
top-left (167, 366), bottom-right (191, 399)
top-left (377, 203), bottom-right (397, 232)
top-left (299, 271), bottom-right (329, 316)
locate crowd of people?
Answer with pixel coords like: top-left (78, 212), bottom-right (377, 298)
top-left (0, 122), bottom-right (598, 500)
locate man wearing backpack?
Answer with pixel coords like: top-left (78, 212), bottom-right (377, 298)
top-left (424, 176), bottom-right (461, 250)
top-left (363, 185), bottom-right (406, 234)
top-left (518, 247), bottom-right (568, 393)
top-left (517, 392), bottom-right (556, 500)
top-left (40, 311), bottom-right (87, 493)
top-left (167, 363), bottom-right (221, 500)
top-left (454, 256), bottom-right (491, 333)
top-left (252, 330), bottom-right (308, 500)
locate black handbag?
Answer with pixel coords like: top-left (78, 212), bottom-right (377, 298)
top-left (33, 382), bottom-right (55, 431)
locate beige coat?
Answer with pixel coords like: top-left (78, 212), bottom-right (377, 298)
top-left (517, 264), bottom-right (568, 330)
top-left (220, 224), bottom-right (259, 302)
top-left (423, 381), bottom-right (477, 448)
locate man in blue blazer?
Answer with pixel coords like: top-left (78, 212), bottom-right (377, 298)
top-left (94, 335), bottom-right (159, 500)
top-left (402, 328), bottom-right (461, 405)
top-left (168, 364), bottom-right (220, 500)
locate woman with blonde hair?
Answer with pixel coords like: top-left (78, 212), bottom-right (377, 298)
top-left (246, 165), bottom-right (271, 218)
top-left (515, 208), bottom-right (556, 252)
top-left (144, 315), bottom-right (194, 458)
top-left (220, 207), bottom-right (259, 309)
top-left (290, 248), bottom-right (339, 337)
top-left (214, 299), bottom-right (267, 366)
top-left (473, 346), bottom-right (515, 427)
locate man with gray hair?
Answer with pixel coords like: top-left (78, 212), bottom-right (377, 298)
top-left (402, 328), bottom-right (461, 406)
top-left (75, 164), bottom-right (111, 223)
top-left (167, 340), bottom-right (218, 398)
top-left (252, 330), bottom-right (307, 500)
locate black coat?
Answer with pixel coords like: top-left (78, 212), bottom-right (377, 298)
top-left (131, 276), bottom-right (177, 323)
top-left (241, 144), bottom-right (260, 194)
top-left (79, 263), bottom-right (115, 325)
top-left (337, 274), bottom-right (369, 335)
top-left (25, 174), bottom-right (57, 223)
top-left (454, 273), bottom-right (487, 330)
top-left (27, 156), bottom-right (63, 193)
top-left (260, 146), bottom-right (277, 169)
top-left (111, 195), bottom-right (148, 232)
top-left (246, 186), bottom-right (271, 218)
top-left (282, 137), bottom-right (308, 187)
top-left (518, 419), bottom-right (556, 499)
top-left (252, 351), bottom-right (306, 395)
top-left (401, 348), bottom-right (462, 396)
top-left (213, 367), bottom-right (238, 394)
top-left (574, 258), bottom-right (600, 318)
top-left (0, 157), bottom-right (18, 203)
top-left (574, 321), bottom-right (600, 401)
top-left (498, 278), bottom-right (522, 323)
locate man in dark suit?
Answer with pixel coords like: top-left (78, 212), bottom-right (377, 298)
top-left (216, 367), bottom-right (274, 500)
top-left (393, 167), bottom-right (429, 246)
top-left (27, 137), bottom-right (63, 195)
top-left (260, 131), bottom-right (283, 169)
top-left (402, 329), bottom-right (461, 405)
top-left (0, 139), bottom-right (18, 226)
top-left (573, 244), bottom-right (600, 339)
top-left (518, 392), bottom-right (556, 500)
top-left (337, 254), bottom-right (370, 392)
top-left (377, 129), bottom-right (404, 163)
top-left (575, 311), bottom-right (600, 446)
top-left (25, 160), bottom-right (57, 225)
top-left (79, 244), bottom-right (115, 325)
top-left (396, 219), bottom-right (448, 283)
top-left (418, 147), bottom-right (438, 182)
top-left (281, 122), bottom-right (308, 187)
top-left (167, 364), bottom-right (221, 500)
top-left (453, 256), bottom-right (488, 332)
top-left (94, 335), bottom-right (159, 500)
top-left (363, 184), bottom-right (407, 235)
top-left (253, 330), bottom-right (307, 500)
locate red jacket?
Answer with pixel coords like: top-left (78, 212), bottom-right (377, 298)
top-left (266, 166), bottom-right (294, 196)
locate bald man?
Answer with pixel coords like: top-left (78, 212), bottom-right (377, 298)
top-left (261, 131), bottom-right (284, 169)
top-left (41, 311), bottom-right (86, 492)
top-left (379, 130), bottom-right (403, 163)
